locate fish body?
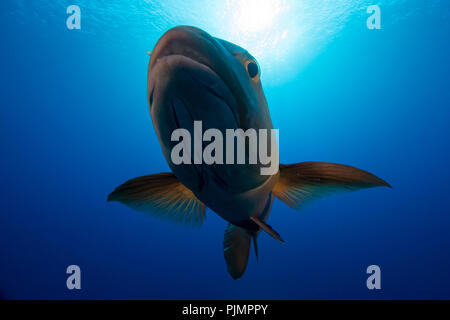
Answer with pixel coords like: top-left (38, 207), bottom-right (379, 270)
top-left (147, 26), bottom-right (278, 229)
top-left (108, 26), bottom-right (390, 279)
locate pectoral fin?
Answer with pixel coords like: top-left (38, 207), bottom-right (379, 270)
top-left (107, 172), bottom-right (206, 226)
top-left (272, 162), bottom-right (391, 210)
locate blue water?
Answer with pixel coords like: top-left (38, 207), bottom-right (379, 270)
top-left (1, 0), bottom-right (450, 299)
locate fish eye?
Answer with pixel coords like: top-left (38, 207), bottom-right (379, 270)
top-left (246, 61), bottom-right (259, 79)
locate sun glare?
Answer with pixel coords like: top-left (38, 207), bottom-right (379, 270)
top-left (233, 0), bottom-right (280, 33)
top-left (218, 0), bottom-right (293, 83)
top-left (141, 0), bottom-right (378, 84)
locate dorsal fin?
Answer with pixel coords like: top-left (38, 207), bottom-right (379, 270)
top-left (108, 172), bottom-right (206, 226)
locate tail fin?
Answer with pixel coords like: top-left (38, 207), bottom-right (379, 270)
top-left (223, 224), bottom-right (258, 280)
top-left (272, 162), bottom-right (390, 209)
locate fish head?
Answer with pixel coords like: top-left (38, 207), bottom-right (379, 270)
top-left (147, 26), bottom-right (277, 196)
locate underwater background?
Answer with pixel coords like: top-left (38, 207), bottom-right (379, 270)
top-left (1, 0), bottom-right (450, 299)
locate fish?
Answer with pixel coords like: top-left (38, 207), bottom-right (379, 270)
top-left (108, 26), bottom-right (390, 279)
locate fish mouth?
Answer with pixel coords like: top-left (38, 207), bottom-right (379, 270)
top-left (148, 26), bottom-right (219, 76)
top-left (147, 26), bottom-right (240, 129)
top-left (150, 54), bottom-right (240, 128)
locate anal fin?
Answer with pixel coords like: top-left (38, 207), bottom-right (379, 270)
top-left (252, 234), bottom-right (259, 261)
top-left (250, 216), bottom-right (284, 243)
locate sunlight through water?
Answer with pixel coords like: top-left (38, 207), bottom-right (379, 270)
top-left (11, 0), bottom-right (433, 85)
